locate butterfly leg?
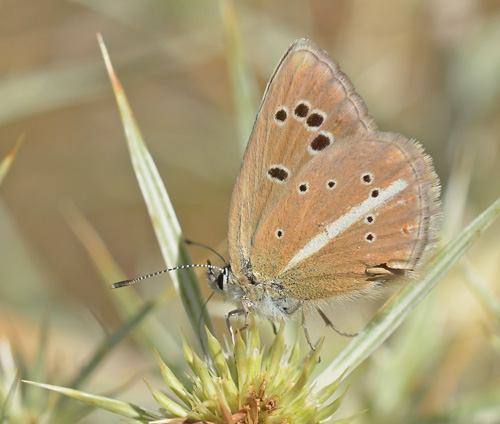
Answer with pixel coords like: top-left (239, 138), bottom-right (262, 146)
top-left (238, 297), bottom-right (251, 333)
top-left (316, 307), bottom-right (358, 337)
top-left (226, 308), bottom-right (245, 344)
top-left (225, 298), bottom-right (251, 343)
top-left (301, 303), bottom-right (316, 351)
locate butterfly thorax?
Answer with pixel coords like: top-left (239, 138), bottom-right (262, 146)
top-left (208, 265), bottom-right (302, 320)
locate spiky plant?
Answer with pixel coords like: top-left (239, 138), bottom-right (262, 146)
top-left (25, 315), bottom-right (359, 423)
top-left (149, 317), bottom-right (358, 424)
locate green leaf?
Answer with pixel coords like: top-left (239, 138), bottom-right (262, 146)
top-left (206, 329), bottom-right (233, 382)
top-left (316, 386), bottom-right (350, 421)
top-left (191, 353), bottom-right (217, 398)
top-left (234, 330), bottom-right (248, 391)
top-left (153, 349), bottom-right (190, 406)
top-left (315, 195), bottom-right (500, 390)
top-left (265, 319), bottom-right (285, 377)
top-left (23, 381), bottom-right (159, 421)
top-left (144, 380), bottom-right (188, 417)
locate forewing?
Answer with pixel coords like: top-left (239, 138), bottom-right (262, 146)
top-left (228, 39), bottom-right (375, 277)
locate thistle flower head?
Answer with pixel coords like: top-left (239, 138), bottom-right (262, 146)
top-left (150, 315), bottom-right (355, 424)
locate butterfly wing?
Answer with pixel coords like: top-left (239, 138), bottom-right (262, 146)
top-left (228, 39), bottom-right (440, 303)
top-left (228, 39), bottom-right (376, 279)
top-left (250, 132), bottom-right (441, 300)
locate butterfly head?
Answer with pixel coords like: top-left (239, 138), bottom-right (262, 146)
top-left (207, 261), bottom-right (305, 320)
top-left (207, 260), bottom-right (257, 295)
top-left (207, 264), bottom-right (257, 308)
top-left (207, 264), bottom-right (231, 293)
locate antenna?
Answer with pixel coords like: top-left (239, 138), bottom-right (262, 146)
top-left (185, 239), bottom-right (227, 265)
top-left (111, 263), bottom-right (224, 289)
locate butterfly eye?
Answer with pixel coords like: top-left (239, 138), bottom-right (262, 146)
top-left (365, 215), bottom-right (375, 224)
top-left (216, 272), bottom-right (225, 290)
top-left (371, 189), bottom-right (380, 198)
top-left (275, 228), bottom-right (284, 239)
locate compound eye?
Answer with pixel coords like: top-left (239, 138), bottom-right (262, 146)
top-left (216, 272), bottom-right (225, 290)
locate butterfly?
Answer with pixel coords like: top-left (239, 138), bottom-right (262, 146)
top-left (205, 39), bottom-right (441, 342)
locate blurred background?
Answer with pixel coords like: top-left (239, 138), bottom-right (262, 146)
top-left (1, 0), bottom-right (499, 423)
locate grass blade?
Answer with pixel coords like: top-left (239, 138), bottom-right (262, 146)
top-left (97, 34), bottom-right (213, 339)
top-left (462, 258), bottom-right (500, 322)
top-left (218, 0), bottom-right (259, 153)
top-left (23, 380), bottom-right (159, 421)
top-left (0, 136), bottom-right (23, 186)
top-left (70, 295), bottom-right (170, 390)
top-left (61, 203), bottom-right (183, 364)
top-left (0, 369), bottom-right (20, 424)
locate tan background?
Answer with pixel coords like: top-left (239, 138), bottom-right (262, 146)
top-left (1, 1), bottom-right (499, 423)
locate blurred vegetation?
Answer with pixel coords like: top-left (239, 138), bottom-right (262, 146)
top-left (1, 1), bottom-right (500, 423)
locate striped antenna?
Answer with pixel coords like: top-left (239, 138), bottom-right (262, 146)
top-left (110, 263), bottom-right (224, 289)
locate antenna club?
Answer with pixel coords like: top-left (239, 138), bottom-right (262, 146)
top-left (110, 280), bottom-right (133, 289)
